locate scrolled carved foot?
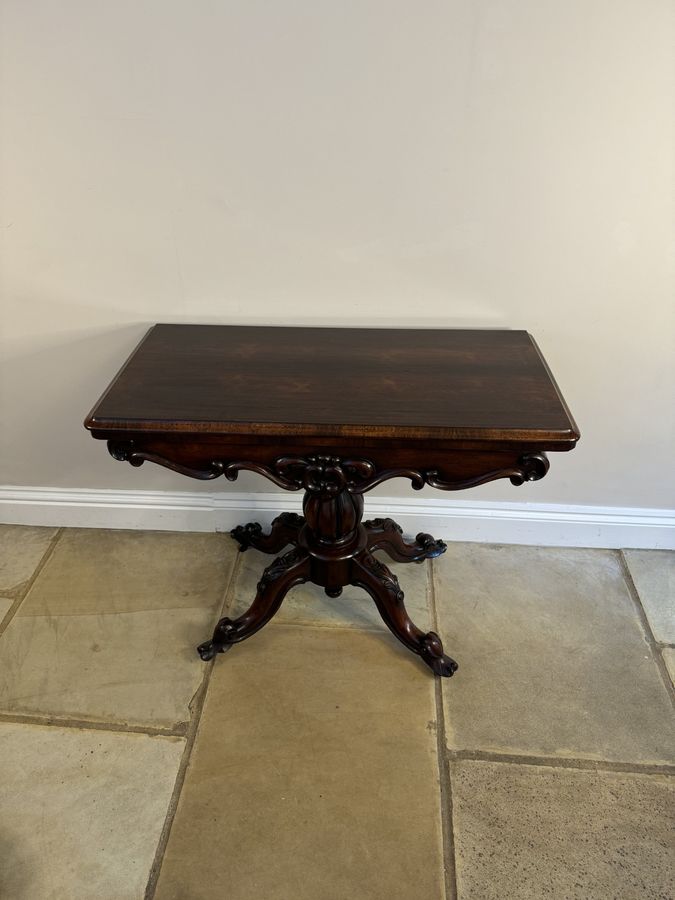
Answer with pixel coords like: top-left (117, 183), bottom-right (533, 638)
top-left (231, 513), bottom-right (305, 554)
top-left (365, 518), bottom-right (447, 564)
top-left (197, 640), bottom-right (216, 661)
top-left (419, 631), bottom-right (458, 677)
top-left (197, 547), bottom-right (311, 664)
top-left (197, 639), bottom-right (234, 661)
top-left (211, 616), bottom-right (238, 643)
top-left (414, 533), bottom-right (447, 559)
top-left (231, 522), bottom-right (263, 551)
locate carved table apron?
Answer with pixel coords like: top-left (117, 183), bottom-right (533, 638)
top-left (85, 325), bottom-right (579, 678)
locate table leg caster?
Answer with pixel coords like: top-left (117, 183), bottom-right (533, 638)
top-left (419, 632), bottom-right (459, 677)
top-left (197, 639), bottom-right (233, 661)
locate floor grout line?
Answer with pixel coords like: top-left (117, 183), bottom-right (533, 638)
top-left (0, 710), bottom-right (186, 738)
top-left (143, 549), bottom-right (242, 900)
top-left (616, 549), bottom-right (675, 709)
top-left (429, 560), bottom-right (459, 900)
top-left (446, 748), bottom-right (675, 776)
top-left (0, 527), bottom-right (64, 636)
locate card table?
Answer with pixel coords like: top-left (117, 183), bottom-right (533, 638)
top-left (85, 324), bottom-right (579, 677)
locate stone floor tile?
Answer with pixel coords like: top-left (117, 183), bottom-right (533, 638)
top-left (0, 721), bottom-right (184, 900)
top-left (19, 528), bottom-right (236, 616)
top-left (0, 529), bottom-right (237, 728)
top-left (0, 607), bottom-right (217, 728)
top-left (436, 545), bottom-right (675, 763)
top-left (450, 760), bottom-right (675, 900)
top-left (154, 626), bottom-right (443, 900)
top-left (0, 525), bottom-right (57, 594)
top-left (230, 546), bottom-right (431, 631)
top-left (662, 647), bottom-right (675, 688)
top-left (623, 549), bottom-right (675, 643)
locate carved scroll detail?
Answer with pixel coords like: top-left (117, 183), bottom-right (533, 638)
top-left (107, 441), bottom-right (225, 480)
top-left (359, 551), bottom-right (405, 602)
top-left (224, 456), bottom-right (424, 493)
top-left (224, 455), bottom-right (369, 492)
top-left (425, 452), bottom-right (550, 490)
top-left (508, 451), bottom-right (550, 485)
top-left (256, 547), bottom-right (307, 593)
top-left (108, 443), bottom-right (549, 494)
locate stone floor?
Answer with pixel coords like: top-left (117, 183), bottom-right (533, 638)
top-left (0, 524), bottom-right (673, 900)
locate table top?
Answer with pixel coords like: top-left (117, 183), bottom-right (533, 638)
top-left (85, 324), bottom-right (579, 446)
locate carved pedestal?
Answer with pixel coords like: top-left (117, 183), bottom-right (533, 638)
top-left (142, 450), bottom-right (546, 678)
top-left (199, 508), bottom-right (456, 677)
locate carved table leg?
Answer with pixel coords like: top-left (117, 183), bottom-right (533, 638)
top-left (231, 512), bottom-right (305, 554)
top-left (199, 459), bottom-right (458, 675)
top-left (351, 550), bottom-right (458, 677)
top-left (364, 517), bottom-right (447, 563)
top-left (197, 547), bottom-right (310, 660)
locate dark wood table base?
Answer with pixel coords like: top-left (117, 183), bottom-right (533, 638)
top-left (197, 507), bottom-right (456, 676)
top-left (197, 499), bottom-right (457, 677)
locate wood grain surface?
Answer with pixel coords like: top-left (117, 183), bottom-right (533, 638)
top-left (85, 325), bottom-right (579, 446)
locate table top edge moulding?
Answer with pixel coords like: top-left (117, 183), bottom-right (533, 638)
top-left (84, 323), bottom-right (580, 678)
top-left (85, 323), bottom-right (580, 447)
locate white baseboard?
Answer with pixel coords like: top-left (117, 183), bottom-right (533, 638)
top-left (0, 486), bottom-right (673, 549)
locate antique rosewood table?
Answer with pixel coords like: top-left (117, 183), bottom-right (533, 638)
top-left (85, 324), bottom-right (579, 677)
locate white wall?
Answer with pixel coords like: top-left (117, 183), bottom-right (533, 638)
top-left (1, 1), bottom-right (673, 513)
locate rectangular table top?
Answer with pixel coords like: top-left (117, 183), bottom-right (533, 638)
top-left (85, 324), bottom-right (579, 446)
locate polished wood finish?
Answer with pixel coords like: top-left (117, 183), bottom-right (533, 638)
top-left (86, 324), bottom-right (579, 444)
top-left (85, 324), bottom-right (579, 677)
top-left (199, 474), bottom-right (459, 678)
